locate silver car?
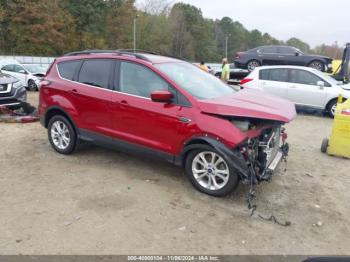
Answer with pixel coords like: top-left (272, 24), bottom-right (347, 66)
top-left (240, 65), bottom-right (350, 117)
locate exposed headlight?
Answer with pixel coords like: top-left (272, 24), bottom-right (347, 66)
top-left (231, 120), bottom-right (250, 132)
top-left (12, 81), bottom-right (23, 89)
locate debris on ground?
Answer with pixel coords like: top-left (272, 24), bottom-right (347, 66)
top-left (305, 173), bottom-right (314, 178)
top-left (0, 103), bottom-right (39, 124)
top-left (313, 221), bottom-right (323, 227)
top-left (178, 226), bottom-right (186, 231)
top-left (64, 216), bottom-right (82, 227)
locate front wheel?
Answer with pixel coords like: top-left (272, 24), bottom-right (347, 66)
top-left (308, 61), bottom-right (325, 72)
top-left (28, 79), bottom-right (38, 91)
top-left (185, 147), bottom-right (239, 197)
top-left (327, 99), bottom-right (338, 118)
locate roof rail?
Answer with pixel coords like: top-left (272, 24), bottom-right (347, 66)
top-left (63, 49), bottom-right (152, 62)
top-left (116, 49), bottom-right (158, 55)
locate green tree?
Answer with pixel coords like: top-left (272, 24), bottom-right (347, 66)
top-left (286, 37), bottom-right (310, 52)
top-left (105, 0), bottom-right (136, 49)
top-left (59, 0), bottom-right (108, 49)
top-left (3, 0), bottom-right (77, 55)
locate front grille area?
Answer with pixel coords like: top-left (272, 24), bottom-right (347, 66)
top-left (0, 84), bottom-right (13, 97)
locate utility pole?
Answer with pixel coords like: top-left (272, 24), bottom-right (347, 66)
top-left (133, 14), bottom-right (139, 52)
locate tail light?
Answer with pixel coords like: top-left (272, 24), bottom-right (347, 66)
top-left (240, 78), bottom-right (253, 86)
top-left (39, 80), bottom-right (51, 89)
top-left (341, 109), bottom-right (350, 115)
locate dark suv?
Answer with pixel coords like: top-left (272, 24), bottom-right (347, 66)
top-left (39, 50), bottom-right (296, 197)
top-left (0, 70), bottom-right (27, 109)
top-left (234, 45), bottom-right (333, 73)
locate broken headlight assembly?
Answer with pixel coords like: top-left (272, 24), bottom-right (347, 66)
top-left (239, 127), bottom-right (289, 184)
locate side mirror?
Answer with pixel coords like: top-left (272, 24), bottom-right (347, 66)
top-left (19, 69), bottom-right (27, 74)
top-left (317, 80), bottom-right (325, 87)
top-left (295, 52), bottom-right (300, 56)
top-left (150, 90), bottom-right (173, 103)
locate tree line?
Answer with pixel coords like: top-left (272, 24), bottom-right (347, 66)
top-left (0, 0), bottom-right (344, 62)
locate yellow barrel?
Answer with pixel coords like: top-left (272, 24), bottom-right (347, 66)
top-left (322, 98), bottom-right (350, 158)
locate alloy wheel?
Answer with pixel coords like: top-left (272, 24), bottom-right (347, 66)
top-left (191, 151), bottom-right (230, 191)
top-left (50, 120), bottom-right (71, 150)
top-left (247, 61), bottom-right (260, 71)
top-left (309, 61), bottom-right (324, 71)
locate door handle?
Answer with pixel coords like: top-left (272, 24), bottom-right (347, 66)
top-left (71, 89), bottom-right (78, 94)
top-left (120, 100), bottom-right (128, 105)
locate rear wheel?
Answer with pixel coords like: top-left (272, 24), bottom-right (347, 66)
top-left (308, 60), bottom-right (325, 72)
top-left (247, 60), bottom-right (260, 72)
top-left (185, 147), bottom-right (239, 197)
top-left (48, 115), bottom-right (77, 154)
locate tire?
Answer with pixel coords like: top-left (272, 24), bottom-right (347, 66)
top-left (28, 79), bottom-right (38, 91)
top-left (246, 60), bottom-right (261, 72)
top-left (321, 138), bottom-right (329, 153)
top-left (327, 99), bottom-right (338, 118)
top-left (185, 146), bottom-right (239, 197)
top-left (48, 115), bottom-right (77, 154)
top-left (308, 60), bottom-right (325, 72)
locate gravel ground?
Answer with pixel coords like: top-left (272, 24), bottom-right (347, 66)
top-left (0, 92), bottom-right (349, 255)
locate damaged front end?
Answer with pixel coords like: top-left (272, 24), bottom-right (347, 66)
top-left (238, 126), bottom-right (289, 185)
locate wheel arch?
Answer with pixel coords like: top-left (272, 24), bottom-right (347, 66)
top-left (307, 59), bottom-right (325, 68)
top-left (44, 106), bottom-right (78, 133)
top-left (175, 136), bottom-right (250, 179)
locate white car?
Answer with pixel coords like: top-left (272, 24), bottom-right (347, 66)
top-left (1, 63), bottom-right (46, 91)
top-left (240, 65), bottom-right (350, 117)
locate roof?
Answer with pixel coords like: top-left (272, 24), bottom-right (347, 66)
top-left (256, 65), bottom-right (317, 71)
top-left (57, 50), bottom-right (184, 64)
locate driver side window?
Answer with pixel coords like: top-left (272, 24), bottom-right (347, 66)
top-left (119, 62), bottom-right (168, 98)
top-left (14, 65), bottom-right (25, 73)
top-left (289, 69), bottom-right (328, 86)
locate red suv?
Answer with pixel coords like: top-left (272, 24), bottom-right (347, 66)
top-left (39, 50), bottom-right (296, 197)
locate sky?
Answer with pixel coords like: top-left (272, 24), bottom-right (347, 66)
top-left (137, 0), bottom-right (349, 48)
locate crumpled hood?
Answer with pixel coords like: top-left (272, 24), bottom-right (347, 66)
top-left (198, 89), bottom-right (297, 123)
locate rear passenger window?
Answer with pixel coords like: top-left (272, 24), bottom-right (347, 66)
top-left (78, 59), bottom-right (113, 89)
top-left (259, 69), bottom-right (288, 82)
top-left (57, 61), bottom-right (81, 80)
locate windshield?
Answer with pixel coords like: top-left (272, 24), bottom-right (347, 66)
top-left (319, 72), bottom-right (342, 85)
top-left (23, 64), bottom-right (44, 73)
top-left (155, 62), bottom-right (235, 100)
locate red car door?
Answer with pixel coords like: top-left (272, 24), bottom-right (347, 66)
top-left (110, 61), bottom-right (193, 155)
top-left (68, 59), bottom-right (115, 136)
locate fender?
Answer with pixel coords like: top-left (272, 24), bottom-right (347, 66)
top-left (41, 105), bottom-right (79, 136)
top-left (175, 136), bottom-right (250, 179)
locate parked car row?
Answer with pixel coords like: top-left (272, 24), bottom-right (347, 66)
top-left (240, 65), bottom-right (349, 117)
top-left (1, 62), bottom-right (46, 91)
top-left (234, 45), bottom-right (333, 73)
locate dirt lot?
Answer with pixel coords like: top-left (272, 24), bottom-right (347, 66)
top-left (0, 92), bottom-right (349, 255)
